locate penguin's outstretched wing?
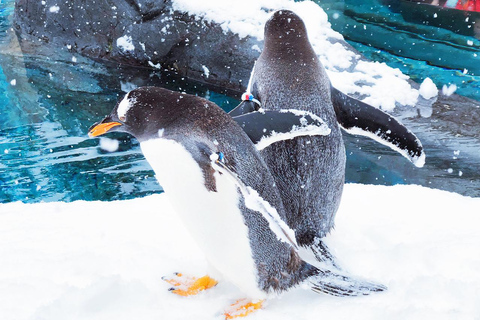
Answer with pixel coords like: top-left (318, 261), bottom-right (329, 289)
top-left (232, 110), bottom-right (331, 151)
top-left (331, 86), bottom-right (425, 168)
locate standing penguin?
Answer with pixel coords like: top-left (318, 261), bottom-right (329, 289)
top-left (89, 87), bottom-right (385, 318)
top-left (230, 10), bottom-right (425, 268)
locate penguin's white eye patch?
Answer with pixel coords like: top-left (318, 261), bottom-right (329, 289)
top-left (117, 91), bottom-right (136, 121)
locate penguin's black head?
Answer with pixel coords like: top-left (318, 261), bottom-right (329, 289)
top-left (264, 10), bottom-right (308, 45)
top-left (89, 87), bottom-right (195, 141)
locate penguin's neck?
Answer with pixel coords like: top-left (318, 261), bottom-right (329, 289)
top-left (263, 34), bottom-right (315, 62)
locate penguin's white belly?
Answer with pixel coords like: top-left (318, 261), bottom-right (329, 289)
top-left (140, 138), bottom-right (265, 298)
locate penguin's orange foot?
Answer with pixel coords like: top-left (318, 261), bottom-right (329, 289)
top-left (162, 273), bottom-right (218, 296)
top-left (224, 299), bottom-right (264, 319)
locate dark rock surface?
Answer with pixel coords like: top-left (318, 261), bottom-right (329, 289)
top-left (14, 0), bottom-right (261, 93)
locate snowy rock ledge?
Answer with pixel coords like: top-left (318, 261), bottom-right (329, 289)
top-left (14, 0), bottom-right (420, 111)
top-left (13, 0), bottom-right (480, 121)
top-left (13, 0), bottom-right (261, 93)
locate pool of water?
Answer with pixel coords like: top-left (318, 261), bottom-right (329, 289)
top-left (1, 0), bottom-right (479, 203)
top-left (316, 0), bottom-right (480, 196)
top-left (318, 0), bottom-right (480, 98)
top-left (0, 49), bottom-right (238, 203)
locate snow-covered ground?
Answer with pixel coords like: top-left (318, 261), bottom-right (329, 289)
top-left (1, 184), bottom-right (479, 320)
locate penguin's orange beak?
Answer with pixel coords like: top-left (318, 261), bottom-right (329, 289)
top-left (88, 121), bottom-right (122, 137)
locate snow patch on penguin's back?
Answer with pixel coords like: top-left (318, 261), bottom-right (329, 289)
top-left (139, 138), bottom-right (266, 299)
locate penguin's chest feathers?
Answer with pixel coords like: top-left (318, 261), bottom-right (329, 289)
top-left (139, 138), bottom-right (265, 298)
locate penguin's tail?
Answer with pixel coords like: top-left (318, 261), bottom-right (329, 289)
top-left (302, 238), bottom-right (386, 297)
top-left (308, 238), bottom-right (343, 271)
top-left (308, 267), bottom-right (387, 297)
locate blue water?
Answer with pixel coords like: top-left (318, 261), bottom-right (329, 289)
top-left (317, 0), bottom-right (480, 99)
top-left (0, 47), bottom-right (238, 203)
top-left (1, 0), bottom-right (480, 203)
top-left (0, 0), bottom-right (237, 203)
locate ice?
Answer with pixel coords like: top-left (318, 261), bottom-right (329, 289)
top-left (442, 84), bottom-right (457, 96)
top-left (419, 77), bottom-right (438, 99)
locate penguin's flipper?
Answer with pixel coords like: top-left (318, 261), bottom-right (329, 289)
top-left (229, 100), bottom-right (258, 117)
top-left (162, 273), bottom-right (218, 296)
top-left (310, 268), bottom-right (387, 297)
top-left (232, 110), bottom-right (331, 151)
top-left (331, 86), bottom-right (425, 168)
top-left (211, 155), bottom-right (298, 249)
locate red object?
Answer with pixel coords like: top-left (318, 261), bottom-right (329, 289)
top-left (456, 0), bottom-right (480, 12)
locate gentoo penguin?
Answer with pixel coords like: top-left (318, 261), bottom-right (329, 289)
top-left (230, 10), bottom-right (425, 269)
top-left (89, 87), bottom-right (385, 318)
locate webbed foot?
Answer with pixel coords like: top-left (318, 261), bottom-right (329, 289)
top-left (224, 299), bottom-right (264, 319)
top-left (162, 273), bottom-right (218, 296)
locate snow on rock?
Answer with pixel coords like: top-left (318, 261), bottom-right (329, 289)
top-left (419, 77), bottom-right (438, 100)
top-left (116, 35), bottom-right (135, 52)
top-left (0, 184), bottom-right (479, 320)
top-left (442, 84), bottom-right (457, 96)
top-left (171, 0), bottom-right (272, 39)
top-left (148, 61), bottom-right (161, 69)
top-left (171, 0), bottom-right (419, 111)
top-left (49, 6), bottom-right (60, 13)
top-left (202, 65), bottom-right (210, 78)
top-left (351, 61), bottom-right (419, 111)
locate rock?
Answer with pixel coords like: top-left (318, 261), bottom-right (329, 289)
top-left (13, 0), bottom-right (261, 93)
